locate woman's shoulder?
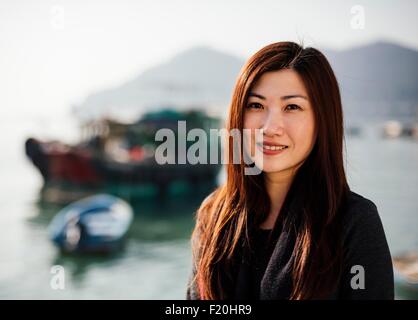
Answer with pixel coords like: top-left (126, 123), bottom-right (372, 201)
top-left (342, 191), bottom-right (379, 225)
top-left (338, 191), bottom-right (394, 299)
top-left (346, 190), bottom-right (377, 210)
top-left (340, 190), bottom-right (388, 248)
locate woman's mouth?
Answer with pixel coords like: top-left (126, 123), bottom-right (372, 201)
top-left (256, 143), bottom-right (289, 155)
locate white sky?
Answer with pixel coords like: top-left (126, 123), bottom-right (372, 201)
top-left (1, 0), bottom-right (417, 120)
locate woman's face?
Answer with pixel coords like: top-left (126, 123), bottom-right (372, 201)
top-left (243, 68), bottom-right (316, 175)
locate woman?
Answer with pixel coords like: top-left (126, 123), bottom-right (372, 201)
top-left (186, 42), bottom-right (394, 300)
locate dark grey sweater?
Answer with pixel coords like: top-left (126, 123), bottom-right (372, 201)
top-left (186, 191), bottom-right (394, 300)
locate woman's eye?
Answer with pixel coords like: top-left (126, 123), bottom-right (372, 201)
top-left (246, 103), bottom-right (263, 110)
top-left (285, 104), bottom-right (301, 111)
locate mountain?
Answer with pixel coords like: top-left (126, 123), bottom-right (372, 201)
top-left (75, 41), bottom-right (418, 123)
top-left (73, 46), bottom-right (244, 120)
top-left (324, 41), bottom-right (418, 123)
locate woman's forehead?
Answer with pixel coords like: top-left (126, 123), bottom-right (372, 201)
top-left (250, 69), bottom-right (308, 98)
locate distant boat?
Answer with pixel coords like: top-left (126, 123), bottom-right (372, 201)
top-left (48, 194), bottom-right (133, 253)
top-left (382, 120), bottom-right (418, 140)
top-left (25, 108), bottom-right (222, 204)
top-left (393, 252), bottom-right (418, 297)
top-left (382, 120), bottom-right (403, 138)
top-left (411, 123), bottom-right (418, 141)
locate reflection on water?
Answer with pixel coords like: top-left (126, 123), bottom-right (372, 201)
top-left (30, 191), bottom-right (209, 242)
top-left (0, 121), bottom-right (417, 299)
top-left (13, 191), bottom-right (211, 299)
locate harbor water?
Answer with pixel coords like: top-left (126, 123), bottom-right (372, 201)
top-left (0, 117), bottom-right (417, 299)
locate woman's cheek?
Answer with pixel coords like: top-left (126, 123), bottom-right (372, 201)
top-left (292, 119), bottom-right (316, 156)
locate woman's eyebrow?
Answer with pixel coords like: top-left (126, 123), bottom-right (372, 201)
top-left (281, 94), bottom-right (308, 100)
top-left (248, 92), bottom-right (266, 100)
top-left (248, 92), bottom-right (308, 100)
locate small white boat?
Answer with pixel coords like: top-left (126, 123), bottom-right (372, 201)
top-left (48, 194), bottom-right (134, 253)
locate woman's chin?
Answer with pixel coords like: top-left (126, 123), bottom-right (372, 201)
top-left (253, 160), bottom-right (289, 174)
top-left (262, 166), bottom-right (288, 174)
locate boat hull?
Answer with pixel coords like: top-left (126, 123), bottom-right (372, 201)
top-left (48, 194), bottom-right (134, 254)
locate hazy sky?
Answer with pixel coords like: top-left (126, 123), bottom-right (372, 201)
top-left (1, 0), bottom-right (417, 120)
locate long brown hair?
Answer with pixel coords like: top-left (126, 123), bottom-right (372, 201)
top-left (190, 42), bottom-right (349, 300)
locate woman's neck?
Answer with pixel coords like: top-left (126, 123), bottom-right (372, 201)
top-left (261, 170), bottom-right (295, 229)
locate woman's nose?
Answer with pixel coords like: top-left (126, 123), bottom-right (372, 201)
top-left (262, 110), bottom-right (285, 136)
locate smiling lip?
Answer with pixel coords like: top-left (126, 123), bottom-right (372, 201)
top-left (256, 142), bottom-right (289, 155)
